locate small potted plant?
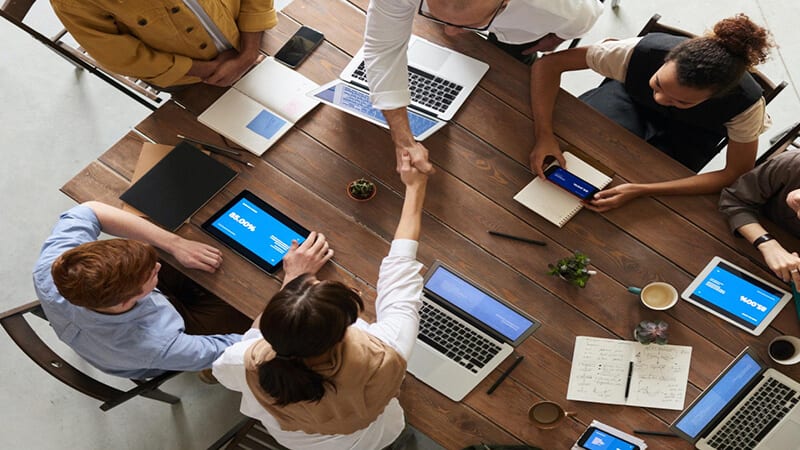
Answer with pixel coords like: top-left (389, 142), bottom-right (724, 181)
top-left (634, 320), bottom-right (669, 345)
top-left (346, 178), bottom-right (377, 201)
top-left (548, 251), bottom-right (593, 288)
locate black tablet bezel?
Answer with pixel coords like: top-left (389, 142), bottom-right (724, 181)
top-left (201, 190), bottom-right (310, 274)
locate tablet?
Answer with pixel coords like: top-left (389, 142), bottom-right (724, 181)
top-left (202, 190), bottom-right (309, 274)
top-left (681, 256), bottom-right (791, 336)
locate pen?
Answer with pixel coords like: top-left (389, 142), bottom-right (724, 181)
top-left (488, 230), bottom-right (546, 246)
top-left (624, 361), bottom-right (633, 399)
top-left (633, 430), bottom-right (679, 438)
top-left (177, 134), bottom-right (242, 156)
top-left (486, 355), bottom-right (524, 395)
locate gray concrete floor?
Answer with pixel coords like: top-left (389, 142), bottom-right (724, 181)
top-left (1, 1), bottom-right (798, 449)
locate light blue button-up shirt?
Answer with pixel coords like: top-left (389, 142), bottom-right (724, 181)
top-left (33, 205), bottom-right (241, 379)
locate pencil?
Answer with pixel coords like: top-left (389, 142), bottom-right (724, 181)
top-left (633, 430), bottom-right (679, 438)
top-left (177, 134), bottom-right (242, 156)
top-left (488, 230), bottom-right (546, 246)
top-left (486, 355), bottom-right (524, 394)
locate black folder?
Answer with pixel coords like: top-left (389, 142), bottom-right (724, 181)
top-left (120, 141), bottom-right (237, 231)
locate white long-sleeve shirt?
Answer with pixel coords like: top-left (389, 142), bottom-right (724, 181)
top-left (213, 239), bottom-right (423, 450)
top-left (364, 0), bottom-right (603, 109)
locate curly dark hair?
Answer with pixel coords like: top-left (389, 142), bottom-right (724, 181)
top-left (665, 14), bottom-right (774, 95)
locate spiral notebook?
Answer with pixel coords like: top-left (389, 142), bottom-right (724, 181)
top-left (514, 152), bottom-right (612, 227)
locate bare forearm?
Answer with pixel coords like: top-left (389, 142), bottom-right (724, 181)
top-left (635, 170), bottom-right (742, 197)
top-left (394, 184), bottom-right (427, 241)
top-left (383, 107), bottom-right (415, 148)
top-left (238, 31), bottom-right (263, 59)
top-left (530, 57), bottom-right (561, 139)
top-left (83, 201), bottom-right (181, 254)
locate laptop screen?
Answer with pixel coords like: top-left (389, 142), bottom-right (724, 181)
top-left (312, 82), bottom-right (440, 138)
top-left (424, 265), bottom-right (536, 342)
top-left (673, 351), bottom-right (762, 440)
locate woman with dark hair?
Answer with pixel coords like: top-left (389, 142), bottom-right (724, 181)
top-left (529, 14), bottom-right (775, 211)
top-left (213, 153), bottom-right (428, 449)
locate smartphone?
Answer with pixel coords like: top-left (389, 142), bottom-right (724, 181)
top-left (577, 426), bottom-right (641, 450)
top-left (543, 165), bottom-right (599, 200)
top-left (274, 26), bottom-right (324, 68)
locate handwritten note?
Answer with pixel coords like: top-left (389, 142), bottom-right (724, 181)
top-left (567, 336), bottom-right (692, 410)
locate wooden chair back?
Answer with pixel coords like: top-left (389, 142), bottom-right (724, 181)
top-left (0, 0), bottom-right (164, 110)
top-left (0, 300), bottom-right (181, 411)
top-left (207, 418), bottom-right (289, 450)
top-left (756, 122), bottom-right (800, 166)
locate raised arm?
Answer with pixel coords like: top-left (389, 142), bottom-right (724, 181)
top-left (82, 201), bottom-right (222, 272)
top-left (395, 153), bottom-right (428, 240)
top-left (529, 48), bottom-right (591, 177)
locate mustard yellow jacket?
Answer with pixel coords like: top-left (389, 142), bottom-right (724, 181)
top-left (51, 0), bottom-right (277, 87)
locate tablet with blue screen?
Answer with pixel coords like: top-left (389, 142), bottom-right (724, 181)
top-left (681, 256), bottom-right (791, 335)
top-left (202, 190), bottom-right (309, 274)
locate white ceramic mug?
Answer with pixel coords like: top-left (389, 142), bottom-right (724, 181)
top-left (628, 282), bottom-right (679, 311)
top-left (768, 335), bottom-right (800, 365)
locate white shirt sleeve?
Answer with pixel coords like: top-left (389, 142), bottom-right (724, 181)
top-left (357, 239), bottom-right (423, 360)
top-left (212, 328), bottom-right (263, 393)
top-left (363, 0), bottom-right (416, 110)
top-left (585, 37), bottom-right (641, 83)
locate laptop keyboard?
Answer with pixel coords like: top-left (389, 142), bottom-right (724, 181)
top-left (351, 61), bottom-right (464, 114)
top-left (707, 376), bottom-right (799, 450)
top-left (417, 301), bottom-right (501, 374)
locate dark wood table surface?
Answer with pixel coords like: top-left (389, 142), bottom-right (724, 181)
top-left (61, 0), bottom-right (800, 448)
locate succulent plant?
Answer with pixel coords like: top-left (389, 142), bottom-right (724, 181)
top-left (634, 320), bottom-right (669, 345)
top-left (347, 178), bottom-right (376, 200)
top-left (548, 251), bottom-right (592, 288)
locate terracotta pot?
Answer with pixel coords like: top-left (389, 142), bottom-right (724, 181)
top-left (346, 181), bottom-right (376, 202)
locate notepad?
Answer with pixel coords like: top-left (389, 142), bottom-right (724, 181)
top-left (198, 57), bottom-right (320, 156)
top-left (513, 152), bottom-right (612, 227)
top-left (119, 141), bottom-right (237, 231)
top-left (567, 336), bottom-right (692, 410)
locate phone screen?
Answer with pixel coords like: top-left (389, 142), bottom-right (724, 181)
top-left (544, 165), bottom-right (599, 200)
top-left (274, 26), bottom-right (324, 68)
top-left (578, 427), bottom-right (639, 450)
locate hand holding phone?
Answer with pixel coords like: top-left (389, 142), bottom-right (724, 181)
top-left (544, 164), bottom-right (599, 200)
top-left (274, 26), bottom-right (324, 68)
top-left (577, 426), bottom-right (641, 450)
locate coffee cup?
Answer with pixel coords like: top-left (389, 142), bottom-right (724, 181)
top-left (528, 401), bottom-right (574, 429)
top-left (768, 335), bottom-right (800, 365)
top-left (628, 282), bottom-right (678, 311)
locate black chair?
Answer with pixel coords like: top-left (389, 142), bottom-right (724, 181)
top-left (1, 0), bottom-right (164, 110)
top-left (207, 418), bottom-right (289, 450)
top-left (756, 122), bottom-right (800, 166)
top-left (0, 300), bottom-right (180, 411)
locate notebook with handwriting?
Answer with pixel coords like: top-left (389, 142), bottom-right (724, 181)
top-left (567, 336), bottom-right (692, 410)
top-left (513, 152), bottom-right (612, 227)
top-left (198, 57), bottom-right (319, 156)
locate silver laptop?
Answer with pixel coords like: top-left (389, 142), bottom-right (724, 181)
top-left (671, 348), bottom-right (800, 449)
top-left (407, 261), bottom-right (540, 401)
top-left (340, 35), bottom-right (489, 122)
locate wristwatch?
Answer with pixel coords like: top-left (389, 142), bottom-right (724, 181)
top-left (752, 233), bottom-right (774, 249)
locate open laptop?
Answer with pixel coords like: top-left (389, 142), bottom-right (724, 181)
top-left (671, 348), bottom-right (800, 449)
top-left (341, 35), bottom-right (489, 121)
top-left (407, 261), bottom-right (541, 401)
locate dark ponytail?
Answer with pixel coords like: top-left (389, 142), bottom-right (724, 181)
top-left (665, 14), bottom-right (774, 95)
top-left (257, 274), bottom-right (364, 405)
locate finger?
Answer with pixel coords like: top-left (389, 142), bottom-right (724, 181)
top-left (401, 152), bottom-right (412, 171)
top-left (288, 238), bottom-right (301, 252)
top-left (555, 152), bottom-right (567, 168)
top-left (322, 248), bottom-right (334, 262)
top-left (309, 232), bottom-right (327, 253)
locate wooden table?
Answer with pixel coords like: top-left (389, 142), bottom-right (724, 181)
top-left (61, 0), bottom-right (800, 448)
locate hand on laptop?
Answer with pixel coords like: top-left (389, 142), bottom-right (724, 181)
top-left (282, 231), bottom-right (334, 286)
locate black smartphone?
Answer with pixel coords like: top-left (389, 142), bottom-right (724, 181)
top-left (274, 26), bottom-right (324, 68)
top-left (577, 426), bottom-right (641, 450)
top-left (543, 165), bottom-right (600, 200)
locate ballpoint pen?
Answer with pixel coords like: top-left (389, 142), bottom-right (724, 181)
top-left (177, 134), bottom-right (242, 156)
top-left (624, 361), bottom-right (633, 399)
top-left (488, 230), bottom-right (546, 246)
top-left (486, 355), bottom-right (524, 394)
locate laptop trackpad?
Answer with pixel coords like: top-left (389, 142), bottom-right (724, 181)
top-left (408, 40), bottom-right (449, 72)
top-left (760, 414), bottom-right (800, 449)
